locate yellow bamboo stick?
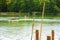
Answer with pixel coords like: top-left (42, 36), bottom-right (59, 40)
top-left (40, 0), bottom-right (46, 40)
top-left (30, 13), bottom-right (35, 40)
top-left (31, 21), bottom-right (34, 40)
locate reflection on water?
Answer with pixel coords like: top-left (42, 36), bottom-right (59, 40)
top-left (0, 21), bottom-right (60, 40)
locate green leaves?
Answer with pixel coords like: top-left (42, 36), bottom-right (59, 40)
top-left (0, 0), bottom-right (60, 16)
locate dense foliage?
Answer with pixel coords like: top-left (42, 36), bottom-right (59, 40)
top-left (0, 0), bottom-right (60, 16)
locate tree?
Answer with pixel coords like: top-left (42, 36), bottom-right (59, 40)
top-left (49, 0), bottom-right (60, 16)
top-left (0, 0), bottom-right (7, 12)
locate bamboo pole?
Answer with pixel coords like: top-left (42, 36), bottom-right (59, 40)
top-left (31, 21), bottom-right (34, 40)
top-left (40, 0), bottom-right (46, 40)
top-left (47, 36), bottom-right (51, 40)
top-left (52, 30), bottom-right (54, 40)
top-left (36, 30), bottom-right (39, 40)
top-left (30, 13), bottom-right (35, 40)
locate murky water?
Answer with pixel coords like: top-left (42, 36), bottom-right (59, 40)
top-left (0, 21), bottom-right (60, 40)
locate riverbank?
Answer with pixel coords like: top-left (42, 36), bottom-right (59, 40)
top-left (0, 17), bottom-right (60, 22)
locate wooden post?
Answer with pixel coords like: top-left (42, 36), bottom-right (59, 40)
top-left (59, 37), bottom-right (60, 40)
top-left (52, 30), bottom-right (54, 40)
top-left (36, 30), bottom-right (39, 40)
top-left (47, 36), bottom-right (51, 40)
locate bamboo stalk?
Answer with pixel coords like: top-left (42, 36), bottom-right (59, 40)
top-left (30, 13), bottom-right (35, 40)
top-left (31, 21), bottom-right (34, 40)
top-left (40, 0), bottom-right (46, 40)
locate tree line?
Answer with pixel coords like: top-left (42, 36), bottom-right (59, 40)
top-left (0, 0), bottom-right (60, 16)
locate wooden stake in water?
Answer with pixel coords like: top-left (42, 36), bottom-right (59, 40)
top-left (40, 0), bottom-right (46, 40)
top-left (36, 30), bottom-right (39, 40)
top-left (47, 36), bottom-right (51, 40)
top-left (52, 30), bottom-right (54, 40)
top-left (59, 37), bottom-right (60, 40)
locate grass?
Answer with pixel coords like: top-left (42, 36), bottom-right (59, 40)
top-left (0, 21), bottom-right (60, 27)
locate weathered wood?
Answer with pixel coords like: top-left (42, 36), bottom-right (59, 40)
top-left (59, 37), bottom-right (60, 40)
top-left (36, 30), bottom-right (39, 40)
top-left (47, 36), bottom-right (51, 40)
top-left (52, 30), bottom-right (54, 40)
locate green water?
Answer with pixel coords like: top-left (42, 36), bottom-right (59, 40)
top-left (0, 21), bottom-right (60, 40)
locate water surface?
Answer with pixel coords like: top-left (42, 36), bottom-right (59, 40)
top-left (0, 21), bottom-right (60, 40)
